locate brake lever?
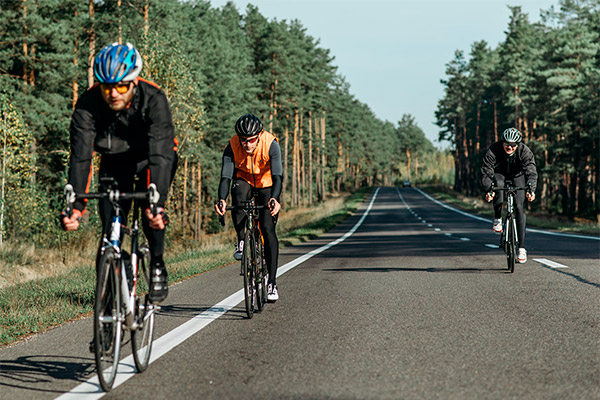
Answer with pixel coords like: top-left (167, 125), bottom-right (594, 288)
top-left (148, 183), bottom-right (160, 216)
top-left (64, 184), bottom-right (76, 218)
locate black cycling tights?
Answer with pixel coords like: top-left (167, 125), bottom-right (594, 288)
top-left (231, 179), bottom-right (279, 285)
top-left (493, 173), bottom-right (526, 248)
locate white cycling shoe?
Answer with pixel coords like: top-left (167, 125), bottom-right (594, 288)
top-left (517, 248), bottom-right (527, 263)
top-left (492, 218), bottom-right (502, 234)
top-left (267, 283), bottom-right (279, 302)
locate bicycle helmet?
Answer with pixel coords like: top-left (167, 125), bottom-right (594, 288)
top-left (502, 127), bottom-right (522, 144)
top-left (94, 43), bottom-right (142, 84)
top-left (235, 113), bottom-right (263, 137)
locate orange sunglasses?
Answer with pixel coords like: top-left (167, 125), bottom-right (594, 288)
top-left (100, 82), bottom-right (131, 95)
top-left (240, 136), bottom-right (259, 144)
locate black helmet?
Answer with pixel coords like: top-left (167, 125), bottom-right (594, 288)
top-left (235, 113), bottom-right (263, 137)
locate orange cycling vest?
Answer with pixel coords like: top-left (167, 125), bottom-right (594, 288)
top-left (229, 131), bottom-right (278, 188)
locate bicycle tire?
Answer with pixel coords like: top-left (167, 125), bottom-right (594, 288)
top-left (132, 245), bottom-right (154, 372)
top-left (507, 218), bottom-right (516, 273)
top-left (255, 229), bottom-right (266, 312)
top-left (94, 247), bottom-right (122, 392)
top-left (242, 230), bottom-right (255, 319)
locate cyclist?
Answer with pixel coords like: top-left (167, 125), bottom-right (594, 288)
top-left (214, 113), bottom-right (282, 301)
top-left (60, 42), bottom-right (177, 304)
top-left (481, 127), bottom-right (537, 263)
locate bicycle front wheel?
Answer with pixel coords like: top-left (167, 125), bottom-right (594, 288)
top-left (132, 245), bottom-right (154, 372)
top-left (255, 229), bottom-right (266, 312)
top-left (242, 230), bottom-right (255, 319)
top-left (94, 247), bottom-right (122, 392)
top-left (506, 218), bottom-right (516, 273)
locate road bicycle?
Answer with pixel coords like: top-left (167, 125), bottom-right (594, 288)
top-left (64, 177), bottom-right (159, 392)
top-left (219, 196), bottom-right (268, 319)
top-left (490, 182), bottom-right (530, 273)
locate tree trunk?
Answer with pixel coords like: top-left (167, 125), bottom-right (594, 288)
top-left (308, 111), bottom-right (313, 204)
top-left (282, 120), bottom-right (289, 207)
top-left (406, 148), bottom-right (412, 181)
top-left (182, 158), bottom-right (188, 232)
top-left (292, 110), bottom-right (299, 207)
top-left (118, 0), bottom-right (122, 44)
top-left (196, 163), bottom-right (202, 240)
top-left (72, 29), bottom-right (79, 109)
top-left (320, 114), bottom-right (326, 199)
top-left (299, 112), bottom-right (305, 206)
top-left (143, 0), bottom-right (149, 38)
top-left (493, 101), bottom-right (498, 142)
top-left (22, 0), bottom-right (29, 91)
top-left (88, 0), bottom-right (95, 88)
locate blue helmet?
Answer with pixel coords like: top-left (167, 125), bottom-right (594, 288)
top-left (93, 43), bottom-right (142, 84)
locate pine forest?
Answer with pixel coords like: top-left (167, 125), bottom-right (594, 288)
top-left (0, 0), bottom-right (597, 250)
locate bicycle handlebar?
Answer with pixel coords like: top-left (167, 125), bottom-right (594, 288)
top-left (64, 183), bottom-right (160, 217)
top-left (488, 182), bottom-right (532, 196)
top-left (217, 201), bottom-right (268, 227)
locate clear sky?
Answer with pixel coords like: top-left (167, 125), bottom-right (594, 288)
top-left (209, 0), bottom-right (559, 147)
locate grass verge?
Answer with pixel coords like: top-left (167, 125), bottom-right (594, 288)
top-left (0, 188), bottom-right (369, 347)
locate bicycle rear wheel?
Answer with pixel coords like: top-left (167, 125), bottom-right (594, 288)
top-left (242, 230), bottom-right (255, 318)
top-left (94, 247), bottom-right (122, 392)
top-left (132, 245), bottom-right (154, 372)
top-left (506, 218), bottom-right (516, 273)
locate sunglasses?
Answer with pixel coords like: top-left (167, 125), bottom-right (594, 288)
top-left (100, 82), bottom-right (131, 95)
top-left (240, 136), bottom-right (259, 144)
top-left (503, 142), bottom-right (518, 148)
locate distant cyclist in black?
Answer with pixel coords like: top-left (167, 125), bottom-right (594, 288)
top-left (60, 42), bottom-right (177, 304)
top-left (481, 127), bottom-right (537, 263)
top-left (214, 113), bottom-right (282, 301)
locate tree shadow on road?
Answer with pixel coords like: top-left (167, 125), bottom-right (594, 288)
top-left (0, 354), bottom-right (94, 394)
top-left (159, 304), bottom-right (251, 321)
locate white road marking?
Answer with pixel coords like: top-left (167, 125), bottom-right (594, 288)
top-left (445, 233), bottom-right (452, 237)
top-left (434, 228), bottom-right (441, 232)
top-left (459, 237), bottom-right (471, 241)
top-left (533, 258), bottom-right (569, 269)
top-left (414, 188), bottom-right (599, 241)
top-left (56, 189), bottom-right (382, 399)
top-left (485, 244), bottom-right (499, 249)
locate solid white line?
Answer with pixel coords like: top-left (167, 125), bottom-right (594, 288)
top-left (55, 188), bottom-right (381, 400)
top-left (533, 258), bottom-right (569, 269)
top-left (414, 187), bottom-right (600, 241)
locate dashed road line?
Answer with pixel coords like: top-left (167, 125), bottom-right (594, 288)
top-left (533, 258), bottom-right (569, 269)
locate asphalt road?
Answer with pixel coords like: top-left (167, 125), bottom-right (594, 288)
top-left (1, 187), bottom-right (599, 399)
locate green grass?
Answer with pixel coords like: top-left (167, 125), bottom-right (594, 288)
top-left (0, 189), bottom-right (369, 347)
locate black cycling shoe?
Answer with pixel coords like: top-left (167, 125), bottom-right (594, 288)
top-left (149, 260), bottom-right (168, 304)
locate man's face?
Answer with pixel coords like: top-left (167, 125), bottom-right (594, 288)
top-left (100, 81), bottom-right (135, 111)
top-left (239, 134), bottom-right (260, 154)
top-left (503, 142), bottom-right (517, 155)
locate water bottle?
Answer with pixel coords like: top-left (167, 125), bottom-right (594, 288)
top-left (110, 216), bottom-right (121, 246)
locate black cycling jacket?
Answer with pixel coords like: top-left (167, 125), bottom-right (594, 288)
top-left (68, 79), bottom-right (177, 211)
top-left (480, 141), bottom-right (538, 193)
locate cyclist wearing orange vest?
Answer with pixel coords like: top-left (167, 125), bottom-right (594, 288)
top-left (215, 113), bottom-right (282, 301)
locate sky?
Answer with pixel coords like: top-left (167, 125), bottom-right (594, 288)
top-left (209, 0), bottom-right (560, 147)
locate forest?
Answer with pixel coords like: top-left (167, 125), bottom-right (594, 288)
top-left (0, 0), bottom-right (448, 247)
top-left (436, 0), bottom-right (599, 222)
